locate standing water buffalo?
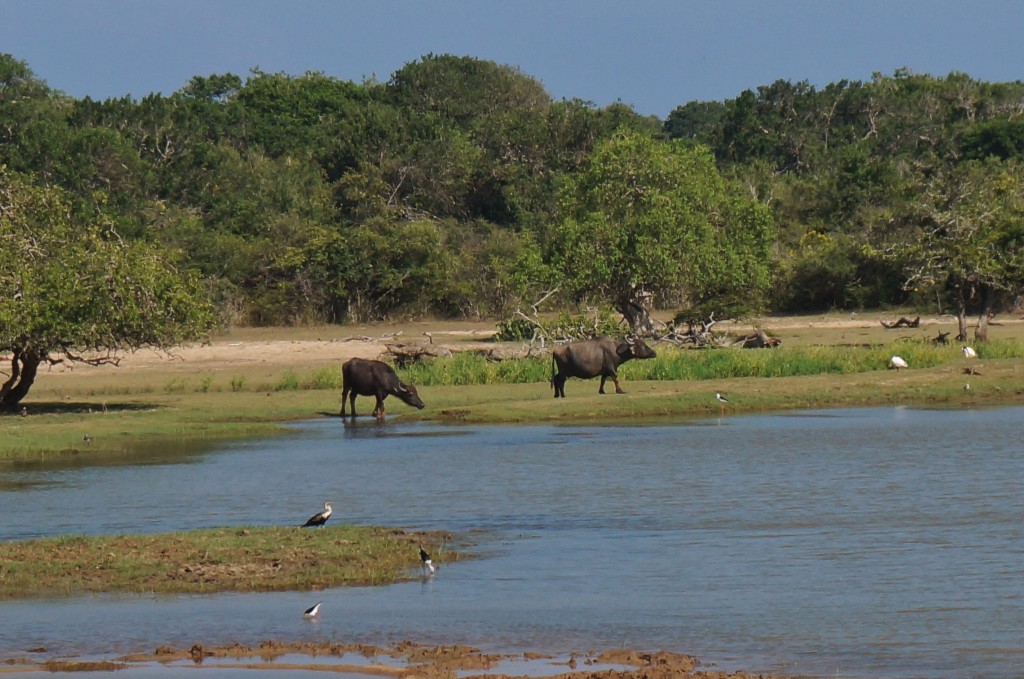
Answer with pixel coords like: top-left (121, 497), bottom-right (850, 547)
top-left (341, 358), bottom-right (425, 422)
top-left (551, 336), bottom-right (657, 398)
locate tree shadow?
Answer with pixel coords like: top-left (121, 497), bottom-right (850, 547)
top-left (1, 401), bottom-right (160, 417)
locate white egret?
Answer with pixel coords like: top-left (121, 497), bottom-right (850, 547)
top-left (889, 356), bottom-right (908, 371)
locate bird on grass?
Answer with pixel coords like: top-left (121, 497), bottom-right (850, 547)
top-left (962, 346), bottom-right (977, 359)
top-left (419, 546), bottom-right (436, 575)
top-left (715, 392), bottom-right (729, 404)
top-left (303, 601), bottom-right (322, 618)
top-left (889, 356), bottom-right (909, 371)
top-left (302, 501), bottom-right (333, 528)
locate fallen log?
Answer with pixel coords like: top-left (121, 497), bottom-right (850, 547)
top-left (880, 316), bottom-right (920, 329)
top-left (383, 343), bottom-right (453, 367)
top-left (731, 329), bottom-right (782, 349)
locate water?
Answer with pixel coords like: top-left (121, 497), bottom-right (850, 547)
top-left (1, 406), bottom-right (1023, 678)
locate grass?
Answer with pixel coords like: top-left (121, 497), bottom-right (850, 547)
top-left (3, 315), bottom-right (1024, 458)
top-left (0, 525), bottom-right (456, 598)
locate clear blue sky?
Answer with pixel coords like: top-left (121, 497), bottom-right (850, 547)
top-left (5, 0), bottom-right (1024, 118)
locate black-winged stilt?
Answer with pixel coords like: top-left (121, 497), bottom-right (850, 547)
top-left (715, 392), bottom-right (729, 404)
top-left (419, 546), bottom-right (436, 574)
top-left (303, 601), bottom-right (322, 618)
top-left (302, 501), bottom-right (333, 528)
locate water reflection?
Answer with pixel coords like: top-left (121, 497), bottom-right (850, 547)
top-left (1, 407), bottom-right (1023, 679)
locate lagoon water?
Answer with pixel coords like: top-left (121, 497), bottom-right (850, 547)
top-left (1, 407), bottom-right (1023, 678)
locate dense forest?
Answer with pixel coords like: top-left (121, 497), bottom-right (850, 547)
top-left (3, 53), bottom-right (1024, 338)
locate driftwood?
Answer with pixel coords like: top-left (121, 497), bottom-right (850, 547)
top-left (932, 331), bottom-right (950, 345)
top-left (880, 316), bottom-right (920, 329)
top-left (732, 329), bottom-right (782, 349)
top-left (962, 366), bottom-right (983, 376)
top-left (383, 342), bottom-right (453, 367)
top-left (473, 345), bottom-right (546, 362)
top-left (654, 314), bottom-right (723, 347)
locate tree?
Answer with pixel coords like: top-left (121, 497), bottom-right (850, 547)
top-left (0, 170), bottom-right (215, 407)
top-left (890, 159), bottom-right (1024, 341)
top-left (551, 130), bottom-right (775, 334)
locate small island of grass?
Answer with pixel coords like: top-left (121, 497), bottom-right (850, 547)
top-left (0, 525), bottom-right (456, 599)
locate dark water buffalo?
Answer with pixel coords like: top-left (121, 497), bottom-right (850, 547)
top-left (551, 336), bottom-right (657, 398)
top-left (341, 358), bottom-right (425, 422)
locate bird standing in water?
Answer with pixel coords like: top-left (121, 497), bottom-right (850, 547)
top-left (302, 501), bottom-right (333, 528)
top-left (419, 546), bottom-right (436, 575)
top-left (303, 601), bottom-right (322, 618)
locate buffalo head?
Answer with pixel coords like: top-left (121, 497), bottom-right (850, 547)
top-left (395, 383), bottom-right (426, 409)
top-left (624, 335), bottom-right (657, 360)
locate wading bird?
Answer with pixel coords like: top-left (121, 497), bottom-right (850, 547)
top-left (419, 546), bottom-right (436, 575)
top-left (715, 392), bottom-right (729, 404)
top-left (303, 601), bottom-right (322, 618)
top-left (889, 356), bottom-right (908, 371)
top-left (302, 501), bottom-right (333, 528)
top-left (962, 346), bottom-right (977, 359)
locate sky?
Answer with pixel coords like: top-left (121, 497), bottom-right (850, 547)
top-left (4, 0), bottom-right (1024, 119)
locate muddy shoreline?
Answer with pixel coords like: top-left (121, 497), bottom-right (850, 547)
top-left (2, 640), bottom-right (784, 678)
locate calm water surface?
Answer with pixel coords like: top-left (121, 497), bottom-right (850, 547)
top-left (1, 406), bottom-right (1023, 678)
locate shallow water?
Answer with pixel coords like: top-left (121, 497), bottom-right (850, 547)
top-left (2, 406), bottom-right (1023, 678)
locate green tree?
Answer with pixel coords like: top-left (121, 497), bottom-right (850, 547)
top-left (0, 170), bottom-right (215, 407)
top-left (551, 130), bottom-right (775, 334)
top-left (887, 159), bottom-right (1024, 340)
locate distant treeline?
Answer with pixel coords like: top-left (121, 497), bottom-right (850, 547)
top-left (3, 53), bottom-right (1023, 328)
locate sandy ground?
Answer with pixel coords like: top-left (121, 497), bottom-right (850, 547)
top-left (54, 313), bottom-right (974, 376)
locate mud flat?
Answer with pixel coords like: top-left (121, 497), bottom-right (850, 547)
top-left (3, 640), bottom-right (788, 678)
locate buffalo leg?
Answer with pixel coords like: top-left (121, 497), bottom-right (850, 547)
top-left (612, 376), bottom-right (625, 394)
top-left (553, 374), bottom-right (567, 398)
top-left (340, 388), bottom-right (351, 417)
top-left (373, 395), bottom-right (386, 422)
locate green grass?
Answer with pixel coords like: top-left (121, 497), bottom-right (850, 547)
top-left (4, 335), bottom-right (1024, 459)
top-left (0, 525), bottom-right (456, 598)
top-left (399, 339), bottom-right (1024, 385)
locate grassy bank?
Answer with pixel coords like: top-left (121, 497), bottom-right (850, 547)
top-left (0, 525), bottom-right (455, 598)
top-left (3, 323), bottom-right (1024, 459)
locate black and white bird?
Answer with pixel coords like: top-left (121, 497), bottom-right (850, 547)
top-left (889, 355), bottom-right (909, 371)
top-left (303, 601), bottom-right (322, 618)
top-left (419, 546), bottom-right (436, 575)
top-left (302, 501), bottom-right (333, 528)
top-left (715, 392), bottom-right (729, 404)
top-left (962, 346), bottom-right (977, 359)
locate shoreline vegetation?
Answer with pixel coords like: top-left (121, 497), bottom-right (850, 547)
top-left (2, 314), bottom-right (1023, 460)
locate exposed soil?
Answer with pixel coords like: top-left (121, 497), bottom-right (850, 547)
top-left (3, 640), bottom-right (782, 678)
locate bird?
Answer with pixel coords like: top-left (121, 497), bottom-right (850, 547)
top-left (301, 501), bottom-right (333, 528)
top-left (889, 356), bottom-right (908, 371)
top-left (303, 601), bottom-right (322, 618)
top-left (962, 346), bottom-right (977, 359)
top-left (715, 392), bottom-right (729, 404)
top-left (83, 434), bottom-right (93, 444)
top-left (419, 546), bottom-right (436, 575)
top-left (19, 406), bottom-right (27, 417)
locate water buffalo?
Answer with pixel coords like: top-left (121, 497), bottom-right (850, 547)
top-left (340, 358), bottom-right (425, 422)
top-left (551, 336), bottom-right (657, 398)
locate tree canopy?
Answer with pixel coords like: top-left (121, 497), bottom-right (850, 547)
top-left (3, 52), bottom-right (1024, 342)
top-left (0, 168), bottom-right (215, 406)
